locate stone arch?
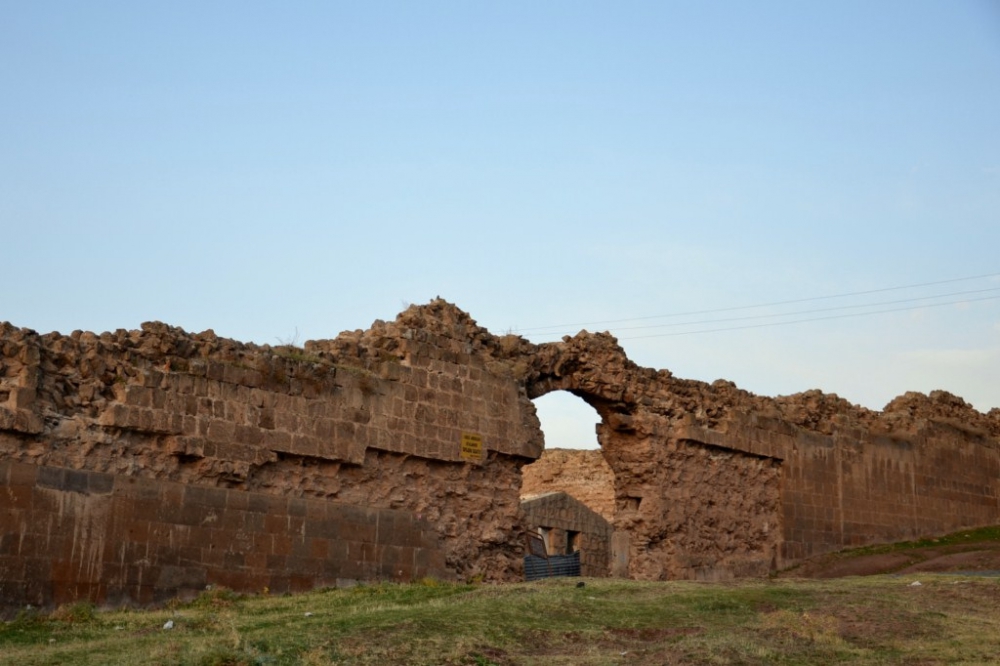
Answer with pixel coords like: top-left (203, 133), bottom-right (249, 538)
top-left (519, 331), bottom-right (782, 581)
top-left (519, 333), bottom-right (651, 578)
top-left (520, 388), bottom-right (621, 576)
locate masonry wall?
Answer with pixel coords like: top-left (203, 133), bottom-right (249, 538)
top-left (2, 300), bottom-right (999, 608)
top-left (0, 460), bottom-right (448, 611)
top-left (675, 406), bottom-right (1000, 564)
top-left (0, 303), bottom-right (542, 611)
top-left (526, 336), bottom-right (1000, 579)
top-left (521, 492), bottom-right (612, 577)
top-left (521, 449), bottom-right (615, 521)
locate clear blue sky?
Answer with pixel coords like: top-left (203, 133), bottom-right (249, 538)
top-left (3, 2), bottom-right (998, 448)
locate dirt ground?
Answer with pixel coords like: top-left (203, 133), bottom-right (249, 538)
top-left (779, 539), bottom-right (1000, 578)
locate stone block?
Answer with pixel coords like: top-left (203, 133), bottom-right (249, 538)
top-left (339, 518), bottom-right (377, 544)
top-left (6, 461), bottom-right (38, 487)
top-left (9, 387), bottom-right (35, 410)
top-left (35, 466), bottom-right (67, 491)
top-left (97, 403), bottom-right (128, 428)
top-left (305, 517), bottom-right (339, 541)
top-left (206, 419), bottom-right (235, 443)
top-left (261, 429), bottom-right (290, 453)
top-left (184, 485), bottom-right (227, 510)
top-left (124, 385), bottom-right (153, 408)
top-left (232, 424), bottom-right (260, 446)
top-left (88, 471), bottom-right (114, 495)
top-left (177, 395), bottom-right (195, 416)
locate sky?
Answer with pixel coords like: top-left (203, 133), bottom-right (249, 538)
top-left (2, 1), bottom-right (999, 449)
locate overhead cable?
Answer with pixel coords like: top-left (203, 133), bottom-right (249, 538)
top-left (601, 287), bottom-right (1000, 334)
top-left (517, 271), bottom-right (1000, 334)
top-left (618, 294), bottom-right (1000, 339)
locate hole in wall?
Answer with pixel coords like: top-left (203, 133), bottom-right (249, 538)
top-left (521, 390), bottom-right (621, 577)
top-left (531, 391), bottom-right (600, 450)
top-left (522, 390), bottom-right (618, 525)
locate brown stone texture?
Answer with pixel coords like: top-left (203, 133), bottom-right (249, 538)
top-left (521, 448), bottom-right (616, 521)
top-left (0, 460), bottom-right (447, 609)
top-left (523, 332), bottom-right (999, 579)
top-left (521, 491), bottom-right (612, 577)
top-left (521, 446), bottom-right (778, 579)
top-left (2, 299), bottom-right (999, 608)
top-left (0, 303), bottom-right (539, 611)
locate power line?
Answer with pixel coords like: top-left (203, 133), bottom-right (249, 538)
top-left (598, 287), bottom-right (1000, 334)
top-left (517, 271), bottom-right (1000, 334)
top-left (618, 294), bottom-right (1000, 340)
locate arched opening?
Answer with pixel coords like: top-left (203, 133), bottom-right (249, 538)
top-left (531, 391), bottom-right (601, 450)
top-left (520, 390), bottom-right (624, 578)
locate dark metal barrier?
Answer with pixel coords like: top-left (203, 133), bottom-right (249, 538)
top-left (524, 552), bottom-right (581, 581)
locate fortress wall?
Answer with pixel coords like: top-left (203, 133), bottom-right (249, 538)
top-left (779, 423), bottom-right (1000, 559)
top-left (524, 336), bottom-right (1000, 578)
top-left (0, 460), bottom-right (448, 610)
top-left (592, 410), bottom-right (1000, 568)
top-left (2, 300), bottom-right (999, 608)
top-left (0, 305), bottom-right (543, 610)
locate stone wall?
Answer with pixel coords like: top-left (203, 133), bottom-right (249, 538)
top-left (0, 303), bottom-right (542, 611)
top-left (521, 449), bottom-right (615, 521)
top-left (0, 460), bottom-right (447, 609)
top-left (2, 299), bottom-right (999, 608)
top-left (523, 332), bottom-right (1000, 580)
top-left (521, 491), bottom-right (612, 577)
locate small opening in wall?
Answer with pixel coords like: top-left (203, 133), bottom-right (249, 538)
top-left (537, 526), bottom-right (553, 555)
top-left (566, 530), bottom-right (581, 554)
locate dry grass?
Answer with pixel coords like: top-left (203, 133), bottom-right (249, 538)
top-left (2, 575), bottom-right (1000, 665)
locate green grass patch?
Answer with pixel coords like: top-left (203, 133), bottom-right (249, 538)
top-left (2, 576), bottom-right (1000, 665)
top-left (838, 524), bottom-right (1000, 558)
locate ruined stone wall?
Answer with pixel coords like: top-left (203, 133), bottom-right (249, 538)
top-left (526, 333), bottom-right (1000, 577)
top-left (0, 303), bottom-right (543, 609)
top-left (2, 300), bottom-right (999, 607)
top-left (521, 449), bottom-right (615, 521)
top-left (680, 405), bottom-right (1000, 561)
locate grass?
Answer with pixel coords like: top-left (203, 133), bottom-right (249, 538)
top-left (842, 524), bottom-right (1000, 557)
top-left (774, 524), bottom-right (1000, 579)
top-left (2, 575), bottom-right (999, 665)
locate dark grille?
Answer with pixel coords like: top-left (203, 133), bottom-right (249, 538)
top-left (524, 552), bottom-right (581, 581)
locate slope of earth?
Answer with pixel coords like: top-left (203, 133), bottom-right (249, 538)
top-left (778, 525), bottom-right (1000, 578)
top-left (4, 576), bottom-right (1000, 665)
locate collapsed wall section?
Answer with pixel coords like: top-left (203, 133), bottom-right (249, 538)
top-left (601, 428), bottom-right (782, 580)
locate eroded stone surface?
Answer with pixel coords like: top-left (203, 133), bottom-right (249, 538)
top-left (522, 449), bottom-right (616, 521)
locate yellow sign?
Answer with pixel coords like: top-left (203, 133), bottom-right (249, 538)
top-left (460, 432), bottom-right (484, 461)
